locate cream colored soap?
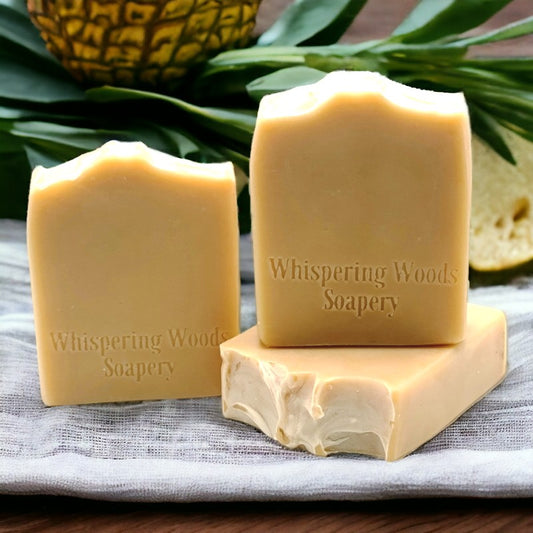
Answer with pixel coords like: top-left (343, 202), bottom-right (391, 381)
top-left (28, 141), bottom-right (239, 406)
top-left (250, 71), bottom-right (471, 346)
top-left (221, 304), bottom-right (506, 461)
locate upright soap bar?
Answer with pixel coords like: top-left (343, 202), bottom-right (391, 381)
top-left (250, 71), bottom-right (471, 346)
top-left (28, 141), bottom-right (240, 406)
top-left (221, 304), bottom-right (507, 461)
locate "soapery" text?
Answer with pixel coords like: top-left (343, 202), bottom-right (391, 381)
top-left (267, 257), bottom-right (459, 318)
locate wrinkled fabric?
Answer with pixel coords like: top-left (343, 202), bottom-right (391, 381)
top-left (1, 220), bottom-right (532, 501)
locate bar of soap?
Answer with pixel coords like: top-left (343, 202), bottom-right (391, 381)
top-left (250, 71), bottom-right (471, 346)
top-left (221, 304), bottom-right (506, 461)
top-left (28, 141), bottom-right (240, 406)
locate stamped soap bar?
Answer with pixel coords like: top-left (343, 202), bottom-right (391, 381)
top-left (250, 71), bottom-right (471, 346)
top-left (28, 141), bottom-right (240, 406)
top-left (221, 304), bottom-right (507, 461)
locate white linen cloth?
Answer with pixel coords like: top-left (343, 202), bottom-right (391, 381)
top-left (1, 219), bottom-right (532, 501)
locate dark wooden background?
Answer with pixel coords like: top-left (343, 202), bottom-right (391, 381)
top-left (1, 1), bottom-right (532, 531)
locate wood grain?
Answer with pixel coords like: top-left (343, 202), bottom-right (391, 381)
top-left (1, 496), bottom-right (533, 532)
top-left (1, 1), bottom-right (532, 531)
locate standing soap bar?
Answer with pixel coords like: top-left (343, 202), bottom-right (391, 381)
top-left (250, 71), bottom-right (471, 347)
top-left (28, 141), bottom-right (239, 406)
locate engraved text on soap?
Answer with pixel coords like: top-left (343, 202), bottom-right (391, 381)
top-left (49, 326), bottom-right (230, 381)
top-left (268, 257), bottom-right (459, 318)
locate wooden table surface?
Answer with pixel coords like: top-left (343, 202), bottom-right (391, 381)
top-left (1, 496), bottom-right (532, 531)
top-left (1, 1), bottom-right (532, 531)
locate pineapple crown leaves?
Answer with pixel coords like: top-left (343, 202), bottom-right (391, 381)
top-left (0, 0), bottom-right (532, 225)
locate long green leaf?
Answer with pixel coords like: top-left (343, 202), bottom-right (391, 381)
top-left (23, 141), bottom-right (79, 170)
top-left (376, 41), bottom-right (467, 63)
top-left (392, 0), bottom-right (513, 43)
top-left (394, 68), bottom-right (533, 109)
top-left (155, 124), bottom-right (233, 163)
top-left (207, 144), bottom-right (249, 193)
top-left (257, 0), bottom-right (367, 46)
top-left (155, 126), bottom-right (205, 160)
top-left (451, 16), bottom-right (533, 47)
top-left (0, 3), bottom-right (55, 60)
top-left (0, 0), bottom-right (29, 17)
top-left (87, 86), bottom-right (256, 144)
top-left (469, 104), bottom-right (515, 164)
top-left (14, 121), bottom-right (188, 169)
top-left (212, 144), bottom-right (250, 171)
top-left (190, 64), bottom-right (274, 103)
top-left (207, 42), bottom-right (381, 68)
top-left (0, 104), bottom-right (86, 122)
top-left (193, 42), bottom-right (382, 99)
top-left (492, 118), bottom-right (533, 143)
top-left (302, 0), bottom-right (368, 46)
top-left (0, 56), bottom-right (84, 102)
top-left (0, 143), bottom-right (31, 218)
top-left (0, 123), bottom-right (21, 151)
top-left (462, 56), bottom-right (533, 75)
top-left (481, 102), bottom-right (533, 142)
top-left (207, 48), bottom-right (305, 69)
top-left (427, 66), bottom-right (531, 91)
top-left (21, 125), bottom-right (169, 169)
top-left (246, 66), bottom-right (326, 101)
top-left (9, 121), bottom-right (124, 150)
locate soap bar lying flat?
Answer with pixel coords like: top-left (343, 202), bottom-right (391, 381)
top-left (250, 71), bottom-right (471, 346)
top-left (221, 304), bottom-right (506, 461)
top-left (28, 141), bottom-right (239, 406)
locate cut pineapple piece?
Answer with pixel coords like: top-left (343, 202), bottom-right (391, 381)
top-left (470, 129), bottom-right (533, 271)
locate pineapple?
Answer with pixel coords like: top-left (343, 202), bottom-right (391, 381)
top-left (27, 0), bottom-right (261, 89)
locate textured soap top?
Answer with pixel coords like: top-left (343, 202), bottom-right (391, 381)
top-left (258, 71), bottom-right (468, 120)
top-left (30, 140), bottom-right (235, 191)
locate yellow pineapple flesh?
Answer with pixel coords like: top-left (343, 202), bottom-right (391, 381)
top-left (27, 0), bottom-right (261, 88)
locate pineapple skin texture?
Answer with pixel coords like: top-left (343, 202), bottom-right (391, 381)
top-left (27, 0), bottom-right (261, 88)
